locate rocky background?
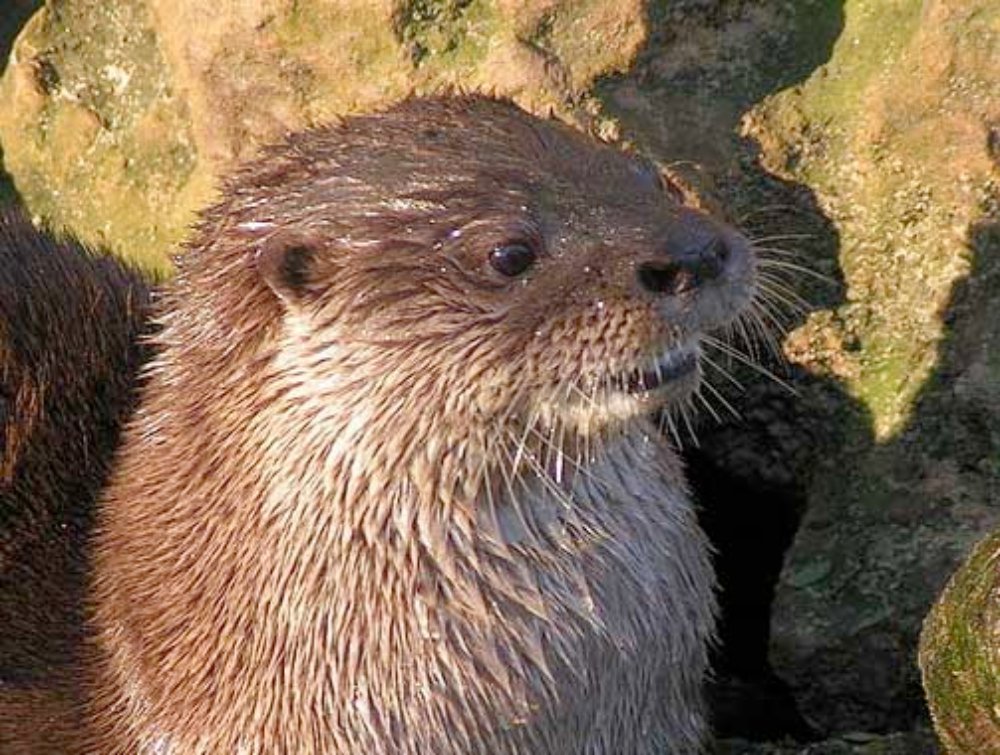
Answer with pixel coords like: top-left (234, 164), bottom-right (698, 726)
top-left (2, 1), bottom-right (998, 753)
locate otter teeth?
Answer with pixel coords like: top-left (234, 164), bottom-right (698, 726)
top-left (623, 344), bottom-right (699, 393)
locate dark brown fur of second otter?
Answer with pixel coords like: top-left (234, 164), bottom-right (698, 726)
top-left (0, 208), bottom-right (150, 754)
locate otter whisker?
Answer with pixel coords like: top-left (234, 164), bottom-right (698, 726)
top-left (749, 296), bottom-right (791, 338)
top-left (480, 463), bottom-right (512, 558)
top-left (756, 279), bottom-right (809, 316)
top-left (700, 352), bottom-right (743, 391)
top-left (742, 309), bottom-right (786, 362)
top-left (751, 245), bottom-right (806, 261)
top-left (497, 430), bottom-right (547, 547)
top-left (737, 303), bottom-right (787, 362)
top-left (755, 257), bottom-right (835, 285)
top-left (731, 313), bottom-right (762, 363)
top-left (757, 272), bottom-right (812, 310)
top-left (554, 417), bottom-right (570, 487)
top-left (659, 409), bottom-right (684, 451)
top-left (703, 334), bottom-right (797, 394)
top-left (738, 205), bottom-right (816, 223)
top-left (522, 420), bottom-right (598, 490)
top-left (678, 401), bottom-right (699, 447)
top-left (699, 375), bottom-right (742, 420)
top-left (748, 232), bottom-right (815, 245)
top-left (510, 403), bottom-right (544, 477)
top-left (511, 436), bottom-right (580, 520)
top-left (693, 388), bottom-right (724, 424)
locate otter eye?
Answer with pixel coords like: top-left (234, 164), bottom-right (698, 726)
top-left (489, 242), bottom-right (536, 277)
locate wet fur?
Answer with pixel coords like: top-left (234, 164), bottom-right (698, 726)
top-left (2, 96), bottom-right (754, 753)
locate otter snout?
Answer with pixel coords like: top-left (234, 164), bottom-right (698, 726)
top-left (637, 209), bottom-right (741, 296)
top-left (633, 208), bottom-right (755, 336)
top-left (636, 238), bottom-right (728, 295)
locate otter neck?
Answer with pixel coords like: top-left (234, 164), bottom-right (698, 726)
top-left (92, 319), bottom-right (700, 752)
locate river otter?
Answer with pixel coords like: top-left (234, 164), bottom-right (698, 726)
top-left (9, 94), bottom-right (756, 753)
top-left (0, 207), bottom-right (149, 754)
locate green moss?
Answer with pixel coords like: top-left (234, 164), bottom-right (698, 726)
top-left (920, 531), bottom-right (1000, 751)
top-left (550, 0), bottom-right (646, 89)
top-left (272, 1), bottom-right (409, 120)
top-left (0, 144), bottom-right (17, 205)
top-left (39, 0), bottom-right (167, 129)
top-left (395, 0), bottom-right (502, 73)
top-left (788, 0), bottom-right (922, 137)
top-left (278, 2), bottom-right (401, 73)
top-left (0, 0), bottom-right (195, 274)
top-left (753, 0), bottom-right (1000, 438)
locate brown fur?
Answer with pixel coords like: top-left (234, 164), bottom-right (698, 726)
top-left (4, 96), bottom-right (755, 753)
top-left (0, 208), bottom-right (150, 753)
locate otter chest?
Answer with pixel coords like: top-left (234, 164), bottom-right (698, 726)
top-left (126, 435), bottom-right (714, 755)
top-left (392, 433), bottom-right (715, 755)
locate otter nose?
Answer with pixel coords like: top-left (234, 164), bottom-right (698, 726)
top-left (636, 235), bottom-right (729, 296)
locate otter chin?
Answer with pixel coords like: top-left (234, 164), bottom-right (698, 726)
top-left (66, 95), bottom-right (757, 754)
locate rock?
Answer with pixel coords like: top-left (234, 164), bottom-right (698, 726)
top-left (716, 727), bottom-right (939, 754)
top-left (759, 0), bottom-right (1000, 734)
top-left (920, 530), bottom-right (1000, 754)
top-left (0, 0), bottom-right (646, 271)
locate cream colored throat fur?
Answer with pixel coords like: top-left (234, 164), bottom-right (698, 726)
top-left (101, 410), bottom-right (714, 755)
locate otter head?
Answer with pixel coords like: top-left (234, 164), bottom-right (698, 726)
top-left (183, 95), bottom-right (754, 473)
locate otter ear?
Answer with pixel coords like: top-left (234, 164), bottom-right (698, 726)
top-left (255, 237), bottom-right (319, 308)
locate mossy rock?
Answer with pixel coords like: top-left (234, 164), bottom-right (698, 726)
top-left (919, 530), bottom-right (1000, 754)
top-left (0, 0), bottom-right (646, 272)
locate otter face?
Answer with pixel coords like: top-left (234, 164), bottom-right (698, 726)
top-left (221, 96), bottom-right (754, 441)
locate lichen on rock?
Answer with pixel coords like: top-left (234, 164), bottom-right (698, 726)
top-left (0, 0), bottom-right (648, 271)
top-left (920, 530), bottom-right (1000, 754)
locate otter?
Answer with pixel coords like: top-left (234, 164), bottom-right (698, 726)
top-left (0, 208), bottom-right (149, 754)
top-left (9, 95), bottom-right (756, 753)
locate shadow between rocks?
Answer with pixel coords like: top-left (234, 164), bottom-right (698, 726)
top-left (0, 144), bottom-right (19, 207)
top-left (784, 150), bottom-right (1000, 737)
top-left (0, 0), bottom-right (41, 69)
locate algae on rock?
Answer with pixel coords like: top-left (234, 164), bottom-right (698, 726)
top-left (920, 530), bottom-right (1000, 754)
top-left (0, 0), bottom-right (647, 271)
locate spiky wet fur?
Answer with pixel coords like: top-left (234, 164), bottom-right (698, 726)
top-left (86, 96), bottom-right (755, 753)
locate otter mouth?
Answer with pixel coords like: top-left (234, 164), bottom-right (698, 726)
top-left (540, 342), bottom-right (702, 432)
top-left (616, 343), bottom-right (700, 395)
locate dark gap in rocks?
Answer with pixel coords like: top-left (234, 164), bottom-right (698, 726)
top-left (687, 448), bottom-right (818, 743)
